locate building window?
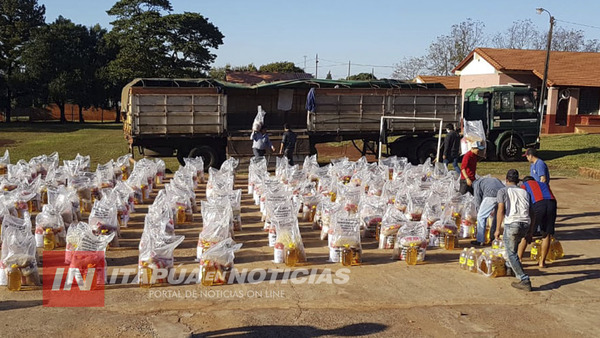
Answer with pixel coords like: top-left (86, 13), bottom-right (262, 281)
top-left (579, 87), bottom-right (600, 115)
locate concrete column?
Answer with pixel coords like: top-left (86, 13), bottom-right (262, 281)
top-left (544, 87), bottom-right (559, 133)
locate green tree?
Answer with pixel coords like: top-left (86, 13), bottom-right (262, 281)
top-left (0, 0), bottom-right (46, 122)
top-left (326, 71), bottom-right (332, 80)
top-left (105, 0), bottom-right (224, 112)
top-left (21, 17), bottom-right (91, 123)
top-left (347, 73), bottom-right (377, 80)
top-left (258, 61), bottom-right (304, 73)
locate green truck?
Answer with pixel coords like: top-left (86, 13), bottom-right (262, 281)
top-left (462, 85), bottom-right (540, 161)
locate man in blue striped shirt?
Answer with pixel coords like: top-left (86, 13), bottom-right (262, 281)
top-left (251, 126), bottom-right (275, 157)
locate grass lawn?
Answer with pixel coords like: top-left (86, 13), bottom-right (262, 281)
top-left (0, 122), bottom-right (598, 178)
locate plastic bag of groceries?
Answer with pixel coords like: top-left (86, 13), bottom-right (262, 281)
top-left (252, 105), bottom-right (267, 131)
top-left (379, 205), bottom-right (408, 249)
top-left (459, 194), bottom-right (478, 239)
top-left (13, 182), bottom-right (40, 217)
top-left (220, 157), bottom-right (239, 177)
top-left (47, 185), bottom-right (79, 226)
top-left (152, 158), bottom-right (165, 185)
top-left (29, 153), bottom-right (56, 180)
top-left (359, 194), bottom-right (385, 238)
top-left (263, 189), bottom-right (293, 222)
top-left (423, 194), bottom-right (443, 229)
top-left (45, 165), bottom-right (69, 187)
top-left (70, 175), bottom-right (93, 213)
top-left (407, 189), bottom-right (430, 221)
top-left (206, 167), bottom-right (234, 200)
top-left (35, 205), bottom-right (66, 249)
top-left (302, 154), bottom-right (319, 177)
top-left (67, 222), bottom-right (114, 286)
top-left (184, 156), bottom-right (205, 185)
top-left (275, 157), bottom-right (289, 182)
top-left (393, 221), bottom-right (428, 261)
top-left (96, 160), bottom-right (116, 190)
top-left (146, 193), bottom-right (175, 235)
top-left (197, 200), bottom-right (233, 260)
top-left (199, 238), bottom-right (242, 286)
top-left (165, 183), bottom-right (194, 226)
top-left (319, 199), bottom-right (341, 241)
top-left (112, 181), bottom-right (135, 227)
top-left (429, 217), bottom-right (458, 248)
top-left (248, 156), bottom-right (267, 194)
top-left (126, 169), bottom-right (149, 205)
top-left (329, 211), bottom-right (362, 264)
top-left (331, 159), bottom-right (355, 185)
top-left (138, 219), bottom-right (185, 285)
top-left (211, 189), bottom-right (242, 231)
top-left (116, 154), bottom-right (133, 181)
top-left (336, 182), bottom-right (362, 214)
top-left (89, 199), bottom-right (120, 247)
top-left (0, 212), bottom-right (41, 286)
top-left (379, 155), bottom-right (398, 180)
top-left (461, 120), bottom-right (486, 155)
top-left (272, 216), bottom-right (307, 264)
top-left (298, 183), bottom-right (319, 223)
top-left (64, 153), bottom-right (91, 176)
top-left (136, 158), bottom-right (158, 191)
top-left (0, 150), bottom-right (9, 176)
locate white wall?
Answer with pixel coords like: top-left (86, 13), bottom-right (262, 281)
top-left (456, 53), bottom-right (497, 75)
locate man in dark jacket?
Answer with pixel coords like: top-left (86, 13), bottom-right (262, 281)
top-left (443, 123), bottom-right (461, 174)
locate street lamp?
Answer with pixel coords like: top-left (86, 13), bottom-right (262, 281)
top-left (536, 7), bottom-right (555, 136)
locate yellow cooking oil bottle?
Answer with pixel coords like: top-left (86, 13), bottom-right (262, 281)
top-left (341, 245), bottom-right (353, 266)
top-left (445, 230), bottom-right (456, 250)
top-left (530, 240), bottom-right (541, 261)
top-left (139, 262), bottom-right (153, 288)
top-left (406, 243), bottom-right (418, 266)
top-left (550, 236), bottom-right (564, 259)
top-left (459, 248), bottom-right (468, 269)
top-left (285, 243), bottom-right (299, 267)
top-left (7, 264), bottom-right (22, 291)
top-left (43, 228), bottom-right (56, 250)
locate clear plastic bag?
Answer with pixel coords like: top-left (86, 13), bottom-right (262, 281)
top-left (67, 222), bottom-right (114, 285)
top-left (34, 205), bottom-right (66, 249)
top-left (407, 189), bottom-right (430, 221)
top-left (252, 105), bottom-right (266, 131)
top-left (116, 154), bottom-right (133, 181)
top-left (184, 156), bottom-right (205, 185)
top-left (379, 206), bottom-right (408, 249)
top-left (88, 199), bottom-right (119, 247)
top-left (0, 150), bottom-right (9, 176)
top-left (393, 221), bottom-right (427, 261)
top-left (273, 216), bottom-right (307, 264)
top-left (459, 194), bottom-right (478, 239)
top-left (138, 218), bottom-right (185, 284)
top-left (199, 238), bottom-right (242, 286)
top-left (0, 214), bottom-right (39, 286)
top-left (336, 183), bottom-right (362, 214)
top-left (329, 212), bottom-right (362, 264)
top-left (359, 194), bottom-right (385, 238)
top-left (197, 200), bottom-right (233, 260)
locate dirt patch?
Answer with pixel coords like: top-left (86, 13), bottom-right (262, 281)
top-left (0, 139), bottom-right (16, 147)
top-left (579, 167), bottom-right (600, 180)
top-left (316, 142), bottom-right (377, 163)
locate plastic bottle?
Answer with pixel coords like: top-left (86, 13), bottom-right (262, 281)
top-left (490, 254), bottom-right (506, 278)
top-left (285, 244), bottom-right (299, 267)
top-left (492, 238), bottom-right (503, 249)
top-left (7, 264), bottom-right (22, 291)
top-left (176, 206), bottom-right (186, 224)
top-left (273, 243), bottom-right (284, 263)
top-left (478, 252), bottom-right (489, 275)
top-left (341, 245), bottom-right (352, 266)
top-left (43, 228), bottom-right (55, 251)
top-left (406, 243), bottom-right (418, 266)
top-left (484, 227), bottom-right (491, 245)
top-left (201, 264), bottom-right (216, 286)
top-left (351, 248), bottom-right (362, 266)
top-left (530, 240), bottom-right (541, 261)
top-left (139, 262), bottom-right (153, 288)
top-left (467, 248), bottom-right (477, 273)
top-left (551, 237), bottom-right (564, 259)
top-left (459, 248), bottom-right (468, 269)
top-left (445, 230), bottom-right (456, 250)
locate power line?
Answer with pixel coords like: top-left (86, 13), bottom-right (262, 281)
top-left (556, 19), bottom-right (600, 31)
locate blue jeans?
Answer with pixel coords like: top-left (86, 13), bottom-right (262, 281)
top-left (504, 222), bottom-right (530, 282)
top-left (476, 197), bottom-right (497, 243)
top-left (443, 157), bottom-right (460, 174)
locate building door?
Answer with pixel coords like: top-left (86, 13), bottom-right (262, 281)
top-left (555, 98), bottom-right (568, 126)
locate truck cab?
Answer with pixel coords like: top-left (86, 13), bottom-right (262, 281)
top-left (463, 85), bottom-right (540, 161)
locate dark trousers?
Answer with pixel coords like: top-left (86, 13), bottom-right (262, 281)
top-left (283, 148), bottom-right (294, 165)
top-left (460, 179), bottom-right (474, 195)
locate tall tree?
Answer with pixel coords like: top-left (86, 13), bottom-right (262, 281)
top-left (21, 17), bottom-right (90, 122)
top-left (347, 73), bottom-right (377, 81)
top-left (0, 0), bottom-right (45, 122)
top-left (426, 18), bottom-right (486, 76)
top-left (392, 56), bottom-right (429, 80)
top-left (491, 19), bottom-right (544, 50)
top-left (106, 0), bottom-right (224, 116)
top-left (258, 61), bottom-right (304, 73)
top-left (326, 71), bottom-right (332, 80)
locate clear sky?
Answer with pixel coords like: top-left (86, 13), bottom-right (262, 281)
top-left (41, 0), bottom-right (600, 79)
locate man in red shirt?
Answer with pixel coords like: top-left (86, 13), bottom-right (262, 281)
top-left (460, 141), bottom-right (485, 195)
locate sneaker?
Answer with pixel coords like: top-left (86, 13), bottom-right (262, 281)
top-left (511, 280), bottom-right (532, 292)
top-left (470, 240), bottom-right (483, 247)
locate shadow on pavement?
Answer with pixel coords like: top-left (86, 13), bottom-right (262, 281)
top-left (535, 269), bottom-right (600, 292)
top-left (195, 323), bottom-right (388, 337)
top-left (0, 300), bottom-right (43, 311)
top-left (538, 147), bottom-right (600, 161)
top-left (557, 211), bottom-right (600, 222)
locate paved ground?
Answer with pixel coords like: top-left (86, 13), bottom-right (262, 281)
top-left (0, 174), bottom-right (599, 338)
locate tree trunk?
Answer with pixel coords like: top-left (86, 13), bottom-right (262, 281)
top-left (114, 107), bottom-right (121, 123)
top-left (78, 105), bottom-right (85, 123)
top-left (5, 87), bottom-right (12, 123)
top-left (59, 103), bottom-right (67, 123)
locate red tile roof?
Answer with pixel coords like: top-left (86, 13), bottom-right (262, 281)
top-left (415, 75), bottom-right (460, 89)
top-left (453, 48), bottom-right (600, 87)
top-left (225, 71), bottom-right (313, 85)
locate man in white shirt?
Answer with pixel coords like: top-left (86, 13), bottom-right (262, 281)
top-left (495, 169), bottom-right (533, 291)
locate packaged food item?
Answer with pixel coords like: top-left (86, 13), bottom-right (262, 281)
top-left (34, 205), bottom-right (66, 249)
top-left (88, 199), bottom-right (120, 247)
top-left (378, 206), bottom-right (407, 249)
top-left (199, 238), bottom-right (242, 286)
top-left (0, 213), bottom-right (40, 287)
top-left (183, 157), bottom-right (205, 187)
top-left (329, 212), bottom-right (362, 265)
top-left (66, 222), bottom-right (114, 287)
top-left (116, 154), bottom-right (132, 181)
top-left (530, 240), bottom-right (541, 261)
top-left (197, 200), bottom-right (232, 260)
top-left (550, 236), bottom-right (564, 260)
top-left (273, 217), bottom-right (307, 265)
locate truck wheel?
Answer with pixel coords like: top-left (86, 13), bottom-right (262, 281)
top-left (498, 137), bottom-right (523, 162)
top-left (417, 140), bottom-right (440, 164)
top-left (188, 146), bottom-right (218, 170)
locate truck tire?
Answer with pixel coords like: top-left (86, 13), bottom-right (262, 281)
top-left (498, 137), bottom-right (523, 162)
top-left (188, 146), bottom-right (219, 170)
top-left (417, 139), bottom-right (440, 164)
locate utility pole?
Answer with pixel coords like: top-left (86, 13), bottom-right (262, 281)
top-left (315, 54), bottom-right (319, 79)
top-left (303, 55), bottom-right (307, 71)
top-left (347, 61), bottom-right (351, 80)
